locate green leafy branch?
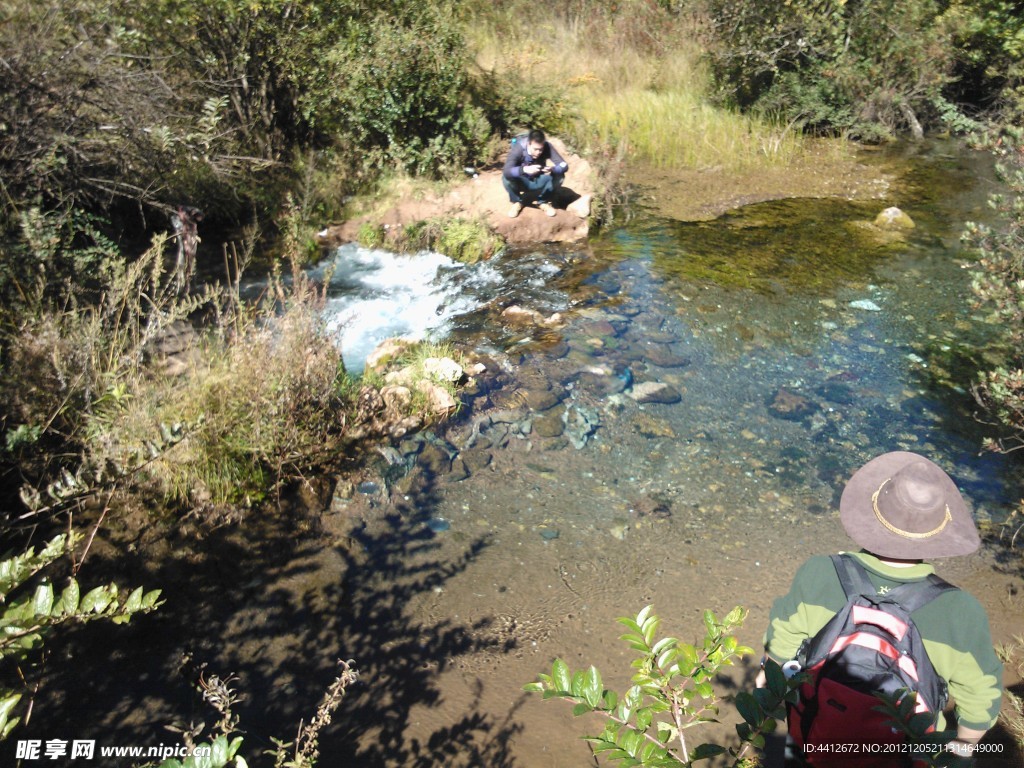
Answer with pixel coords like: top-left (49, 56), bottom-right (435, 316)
top-left (524, 606), bottom-right (801, 767)
top-left (0, 532), bottom-right (162, 739)
top-left (872, 694), bottom-right (973, 768)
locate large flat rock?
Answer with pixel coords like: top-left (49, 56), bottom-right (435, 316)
top-left (324, 138), bottom-right (595, 246)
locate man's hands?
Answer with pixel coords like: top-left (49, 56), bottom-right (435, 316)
top-left (523, 163), bottom-right (547, 176)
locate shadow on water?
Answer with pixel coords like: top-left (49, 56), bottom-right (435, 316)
top-left (23, 471), bottom-right (520, 767)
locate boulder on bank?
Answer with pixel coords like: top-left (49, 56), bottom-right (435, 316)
top-left (365, 337), bottom-right (414, 372)
top-left (322, 137), bottom-right (596, 248)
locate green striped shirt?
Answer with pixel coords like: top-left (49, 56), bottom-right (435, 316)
top-left (764, 551), bottom-right (1003, 730)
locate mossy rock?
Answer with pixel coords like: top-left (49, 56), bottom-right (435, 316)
top-left (361, 216), bottom-right (504, 263)
top-left (873, 206), bottom-right (915, 230)
top-left (357, 222), bottom-right (386, 248)
top-left (433, 218), bottom-right (505, 263)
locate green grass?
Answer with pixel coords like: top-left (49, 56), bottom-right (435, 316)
top-left (466, 1), bottom-right (807, 171)
top-left (578, 87), bottom-right (804, 170)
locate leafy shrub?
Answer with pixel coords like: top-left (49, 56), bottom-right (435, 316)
top-left (525, 605), bottom-right (798, 766)
top-left (0, 532), bottom-right (161, 739)
top-left (470, 68), bottom-right (571, 139)
top-left (328, 3), bottom-right (480, 176)
top-left (527, 606), bottom-right (972, 767)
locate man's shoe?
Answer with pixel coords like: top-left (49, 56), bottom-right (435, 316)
top-left (539, 202), bottom-right (556, 217)
top-left (508, 202), bottom-right (523, 218)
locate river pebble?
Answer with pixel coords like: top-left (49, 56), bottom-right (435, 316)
top-left (849, 299), bottom-right (882, 311)
top-left (629, 381), bottom-right (683, 405)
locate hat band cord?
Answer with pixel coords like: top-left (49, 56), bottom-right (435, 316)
top-left (871, 479), bottom-right (951, 539)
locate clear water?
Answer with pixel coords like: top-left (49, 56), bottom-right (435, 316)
top-left (320, 143), bottom-right (1021, 524)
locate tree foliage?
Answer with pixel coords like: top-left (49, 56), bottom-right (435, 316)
top-left (0, 1), bottom-right (184, 211)
top-left (704, 0), bottom-right (1023, 139)
top-left (0, 0), bottom-right (511, 247)
top-left (944, 0), bottom-right (1024, 123)
top-left (963, 128), bottom-right (1024, 451)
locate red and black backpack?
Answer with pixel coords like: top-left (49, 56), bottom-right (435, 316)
top-left (787, 554), bottom-right (956, 767)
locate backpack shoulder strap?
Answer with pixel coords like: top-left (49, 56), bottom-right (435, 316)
top-left (887, 574), bottom-right (957, 614)
top-left (830, 553), bottom-right (875, 598)
top-left (831, 554), bottom-right (957, 613)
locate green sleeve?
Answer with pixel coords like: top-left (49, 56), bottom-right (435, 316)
top-left (917, 593), bottom-right (1004, 730)
top-left (763, 556), bottom-right (843, 662)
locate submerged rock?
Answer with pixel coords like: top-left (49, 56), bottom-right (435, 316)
top-left (449, 457), bottom-right (470, 481)
top-left (816, 381), bottom-right (857, 405)
top-left (629, 381), bottom-right (683, 405)
top-left (631, 495), bottom-right (673, 519)
top-left (418, 443), bottom-right (453, 475)
top-left (767, 388), bottom-right (819, 421)
top-left (849, 299), bottom-right (882, 311)
top-left (503, 305), bottom-right (563, 327)
top-left (575, 370), bottom-right (627, 397)
top-left (643, 347), bottom-right (691, 368)
top-left (533, 408), bottom-right (566, 438)
top-left (524, 387), bottom-right (564, 412)
top-left (563, 402), bottom-right (600, 448)
top-left (631, 413), bottom-right (677, 438)
top-left (462, 448), bottom-right (492, 472)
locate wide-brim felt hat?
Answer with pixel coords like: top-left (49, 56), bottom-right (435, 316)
top-left (839, 451), bottom-right (980, 559)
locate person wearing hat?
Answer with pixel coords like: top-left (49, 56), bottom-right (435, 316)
top-left (757, 452), bottom-right (1003, 760)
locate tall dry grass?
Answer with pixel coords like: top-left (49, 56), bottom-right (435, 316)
top-left (110, 278), bottom-right (348, 509)
top-left (467, 0), bottom-right (806, 170)
top-left (2, 207), bottom-right (351, 517)
top-left (4, 203), bottom-right (474, 519)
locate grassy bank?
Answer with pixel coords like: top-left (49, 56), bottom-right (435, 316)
top-left (467, 0), bottom-right (809, 171)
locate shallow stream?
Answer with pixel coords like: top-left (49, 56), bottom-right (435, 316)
top-left (309, 140), bottom-right (1024, 766)
top-left (30, 142), bottom-right (1024, 767)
